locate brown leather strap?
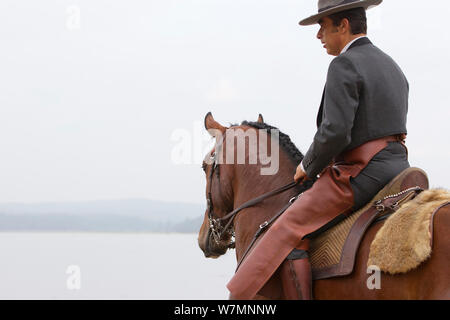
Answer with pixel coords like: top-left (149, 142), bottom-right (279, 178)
top-left (374, 186), bottom-right (423, 214)
top-left (429, 202), bottom-right (450, 247)
top-left (220, 182), bottom-right (298, 222)
top-left (219, 181), bottom-right (301, 233)
top-left (337, 187), bottom-right (423, 276)
top-left (334, 134), bottom-right (407, 165)
top-left (236, 200), bottom-right (294, 271)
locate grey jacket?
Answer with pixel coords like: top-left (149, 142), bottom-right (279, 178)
top-left (302, 37), bottom-right (409, 178)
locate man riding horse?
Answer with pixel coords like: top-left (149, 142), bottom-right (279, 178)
top-left (227, 0), bottom-right (411, 300)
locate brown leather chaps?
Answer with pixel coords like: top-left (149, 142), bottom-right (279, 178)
top-left (227, 135), bottom-right (406, 300)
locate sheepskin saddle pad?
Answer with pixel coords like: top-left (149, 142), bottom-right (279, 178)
top-left (367, 188), bottom-right (450, 274)
top-left (309, 167), bottom-right (429, 280)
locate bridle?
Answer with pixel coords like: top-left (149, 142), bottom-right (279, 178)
top-left (206, 150), bottom-right (234, 247)
top-left (205, 147), bottom-right (301, 250)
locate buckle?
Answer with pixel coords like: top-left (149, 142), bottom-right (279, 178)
top-left (290, 192), bottom-right (303, 203)
top-left (259, 221), bottom-right (269, 229)
top-left (375, 200), bottom-right (385, 212)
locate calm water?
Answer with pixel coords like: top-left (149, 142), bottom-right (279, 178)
top-left (0, 232), bottom-right (237, 299)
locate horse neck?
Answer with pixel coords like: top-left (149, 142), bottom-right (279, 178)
top-left (231, 149), bottom-right (299, 262)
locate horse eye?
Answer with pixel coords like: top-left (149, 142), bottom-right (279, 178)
top-left (202, 162), bottom-right (207, 172)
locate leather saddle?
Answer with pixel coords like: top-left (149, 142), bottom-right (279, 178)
top-left (309, 167), bottom-right (429, 280)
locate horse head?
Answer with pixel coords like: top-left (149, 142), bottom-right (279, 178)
top-left (197, 112), bottom-right (296, 259)
top-left (198, 112), bottom-right (260, 258)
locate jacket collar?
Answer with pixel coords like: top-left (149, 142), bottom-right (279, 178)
top-left (347, 37), bottom-right (372, 51)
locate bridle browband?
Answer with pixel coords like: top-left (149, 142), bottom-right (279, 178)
top-left (206, 147), bottom-right (301, 249)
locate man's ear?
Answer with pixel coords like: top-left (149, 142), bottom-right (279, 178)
top-left (340, 18), bottom-right (350, 33)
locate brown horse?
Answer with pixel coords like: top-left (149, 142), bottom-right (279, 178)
top-left (198, 113), bottom-right (450, 300)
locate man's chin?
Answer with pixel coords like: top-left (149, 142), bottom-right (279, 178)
top-left (323, 45), bottom-right (338, 56)
top-left (326, 49), bottom-right (339, 56)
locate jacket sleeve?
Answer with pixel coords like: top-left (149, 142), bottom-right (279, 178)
top-left (302, 55), bottom-right (361, 178)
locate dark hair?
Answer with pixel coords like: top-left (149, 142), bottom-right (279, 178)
top-left (328, 7), bottom-right (367, 34)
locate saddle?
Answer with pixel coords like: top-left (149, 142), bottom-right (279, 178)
top-left (309, 167), bottom-right (429, 280)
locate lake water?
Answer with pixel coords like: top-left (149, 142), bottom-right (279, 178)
top-left (0, 232), bottom-right (237, 299)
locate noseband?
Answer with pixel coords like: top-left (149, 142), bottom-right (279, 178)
top-left (206, 150), bottom-right (300, 250)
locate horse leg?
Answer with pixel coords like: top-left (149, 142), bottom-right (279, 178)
top-left (314, 204), bottom-right (450, 300)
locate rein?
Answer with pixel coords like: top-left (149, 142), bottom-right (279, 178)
top-left (206, 149), bottom-right (303, 249)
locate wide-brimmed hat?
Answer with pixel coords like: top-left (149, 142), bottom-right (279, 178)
top-left (299, 0), bottom-right (382, 26)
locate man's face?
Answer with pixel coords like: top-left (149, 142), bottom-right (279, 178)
top-left (316, 16), bottom-right (344, 56)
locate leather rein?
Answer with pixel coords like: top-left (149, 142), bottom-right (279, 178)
top-left (206, 149), bottom-right (302, 249)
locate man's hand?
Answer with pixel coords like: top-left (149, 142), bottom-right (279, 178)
top-left (294, 164), bottom-right (308, 184)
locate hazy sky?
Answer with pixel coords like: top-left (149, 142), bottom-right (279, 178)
top-left (0, 0), bottom-right (449, 204)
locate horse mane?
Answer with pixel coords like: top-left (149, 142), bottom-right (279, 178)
top-left (233, 120), bottom-right (304, 166)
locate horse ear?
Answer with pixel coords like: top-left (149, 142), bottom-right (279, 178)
top-left (204, 112), bottom-right (226, 137)
top-left (257, 114), bottom-right (264, 124)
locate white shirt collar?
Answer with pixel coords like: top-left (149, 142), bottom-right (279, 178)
top-left (340, 35), bottom-right (367, 55)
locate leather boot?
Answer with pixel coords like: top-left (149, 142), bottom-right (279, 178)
top-left (280, 246), bottom-right (313, 300)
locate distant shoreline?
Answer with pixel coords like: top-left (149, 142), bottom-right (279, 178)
top-left (0, 199), bottom-right (204, 233)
